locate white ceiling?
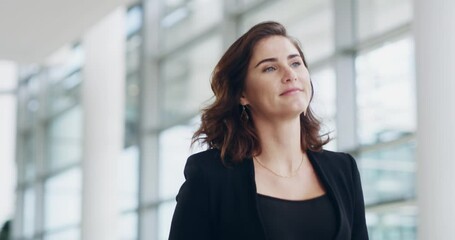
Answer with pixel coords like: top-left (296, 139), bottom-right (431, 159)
top-left (0, 0), bottom-right (134, 64)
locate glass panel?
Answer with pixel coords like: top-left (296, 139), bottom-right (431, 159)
top-left (310, 66), bottom-right (337, 150)
top-left (20, 74), bottom-right (41, 127)
top-left (241, 0), bottom-right (334, 62)
top-left (126, 35), bottom-right (142, 75)
top-left (47, 105), bottom-right (82, 170)
top-left (43, 227), bottom-right (80, 240)
top-left (127, 5), bottom-right (143, 37)
top-left (163, 0), bottom-right (186, 9)
top-left (48, 71), bottom-right (82, 115)
top-left (22, 188), bottom-right (35, 238)
top-left (161, 34), bottom-right (221, 122)
top-left (159, 118), bottom-right (203, 199)
top-left (125, 6), bottom-right (142, 148)
top-left (23, 133), bottom-right (36, 181)
top-left (237, 0), bottom-right (267, 8)
top-left (25, 74), bottom-right (41, 95)
top-left (160, 0), bottom-right (223, 51)
top-left (118, 212), bottom-right (138, 240)
top-left (360, 142), bottom-right (416, 205)
top-left (48, 45), bottom-right (83, 84)
top-left (356, 0), bottom-right (413, 40)
top-left (25, 97), bottom-right (40, 126)
top-left (125, 72), bottom-right (141, 147)
top-left (158, 201), bottom-right (177, 240)
top-left (356, 36), bottom-right (416, 145)
top-left (124, 74), bottom-right (140, 147)
top-left (44, 167), bottom-right (81, 231)
top-left (16, 86), bottom-right (27, 129)
top-left (366, 204), bottom-right (417, 240)
top-left (118, 146), bottom-right (139, 210)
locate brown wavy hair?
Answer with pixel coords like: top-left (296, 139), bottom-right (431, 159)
top-left (192, 21), bottom-right (330, 164)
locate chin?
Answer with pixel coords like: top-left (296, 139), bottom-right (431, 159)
top-left (278, 108), bottom-right (306, 119)
top-left (290, 103), bottom-right (308, 113)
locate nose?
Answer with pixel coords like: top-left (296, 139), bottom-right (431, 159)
top-left (282, 66), bottom-right (297, 83)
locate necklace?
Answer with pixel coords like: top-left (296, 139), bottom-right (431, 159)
top-left (253, 153), bottom-right (304, 178)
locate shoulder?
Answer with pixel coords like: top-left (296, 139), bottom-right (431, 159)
top-left (308, 149), bottom-right (359, 176)
top-left (186, 148), bottom-right (224, 172)
top-left (309, 149), bottom-right (355, 164)
top-left (185, 148), bottom-right (250, 181)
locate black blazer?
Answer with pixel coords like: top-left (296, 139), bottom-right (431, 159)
top-left (169, 149), bottom-right (369, 240)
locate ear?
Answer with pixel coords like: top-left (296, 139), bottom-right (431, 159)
top-left (239, 93), bottom-right (249, 106)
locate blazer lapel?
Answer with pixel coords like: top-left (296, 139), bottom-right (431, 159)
top-left (307, 150), bottom-right (349, 240)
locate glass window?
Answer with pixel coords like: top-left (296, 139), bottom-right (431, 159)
top-left (160, 0), bottom-right (223, 51)
top-left (19, 74), bottom-right (41, 128)
top-left (356, 0), bottom-right (413, 40)
top-left (241, 0), bottom-right (334, 62)
top-left (360, 142), bottom-right (416, 205)
top-left (24, 74), bottom-right (41, 95)
top-left (22, 187), bottom-right (35, 238)
top-left (158, 201), bottom-right (177, 240)
top-left (160, 34), bottom-right (222, 122)
top-left (125, 34), bottom-right (142, 148)
top-left (46, 45), bottom-right (83, 115)
top-left (237, 0), bottom-right (267, 8)
top-left (43, 227), bottom-right (80, 240)
top-left (118, 212), bottom-right (138, 240)
top-left (310, 66), bottom-right (337, 150)
top-left (356, 36), bottom-right (416, 145)
top-left (47, 45), bottom-right (83, 84)
top-left (25, 97), bottom-right (40, 127)
top-left (44, 167), bottom-right (81, 232)
top-left (125, 73), bottom-right (141, 148)
top-left (23, 132), bottom-right (36, 181)
top-left (158, 118), bottom-right (203, 200)
top-left (48, 71), bottom-right (82, 115)
top-left (126, 35), bottom-right (142, 75)
top-left (127, 5), bottom-right (143, 37)
top-left (163, 0), bottom-right (187, 8)
top-left (118, 146), bottom-right (139, 210)
top-left (47, 105), bottom-right (82, 170)
top-left (366, 204), bottom-right (417, 240)
top-left (125, 6), bottom-right (142, 148)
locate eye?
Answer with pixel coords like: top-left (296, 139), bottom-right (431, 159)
top-left (263, 66), bottom-right (276, 73)
top-left (291, 61), bottom-right (302, 68)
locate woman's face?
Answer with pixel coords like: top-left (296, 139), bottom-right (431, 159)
top-left (240, 35), bottom-right (312, 121)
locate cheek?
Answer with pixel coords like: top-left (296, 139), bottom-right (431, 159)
top-left (245, 74), bottom-right (266, 93)
top-left (298, 71), bottom-right (311, 86)
top-left (243, 78), bottom-right (262, 103)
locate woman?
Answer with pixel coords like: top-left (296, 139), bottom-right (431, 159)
top-left (169, 21), bottom-right (368, 240)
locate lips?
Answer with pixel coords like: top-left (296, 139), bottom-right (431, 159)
top-left (280, 88), bottom-right (302, 96)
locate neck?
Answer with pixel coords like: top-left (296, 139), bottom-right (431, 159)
top-left (253, 116), bottom-right (304, 171)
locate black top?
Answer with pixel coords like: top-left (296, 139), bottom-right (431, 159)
top-left (257, 193), bottom-right (338, 240)
top-left (169, 149), bottom-right (369, 240)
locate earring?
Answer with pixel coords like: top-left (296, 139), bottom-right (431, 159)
top-left (241, 105), bottom-right (249, 121)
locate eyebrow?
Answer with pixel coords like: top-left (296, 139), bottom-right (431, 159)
top-left (254, 54), bottom-right (301, 68)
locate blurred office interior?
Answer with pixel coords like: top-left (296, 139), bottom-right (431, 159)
top-left (0, 0), bottom-right (454, 239)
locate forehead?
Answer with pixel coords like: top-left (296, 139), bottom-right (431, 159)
top-left (251, 36), bottom-right (299, 59)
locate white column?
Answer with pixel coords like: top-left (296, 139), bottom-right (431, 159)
top-left (333, 0), bottom-right (358, 151)
top-left (415, 0), bottom-right (455, 239)
top-left (0, 60), bottom-right (17, 231)
top-left (140, 0), bottom-right (160, 239)
top-left (81, 7), bottom-right (125, 240)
